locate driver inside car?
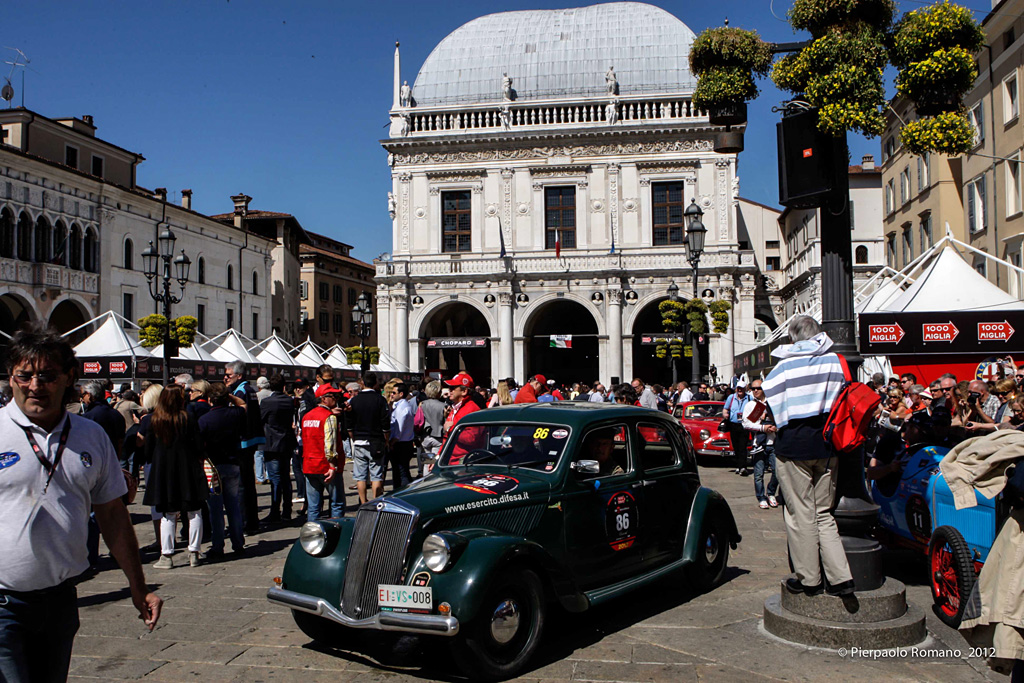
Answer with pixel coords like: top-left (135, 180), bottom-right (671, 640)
top-left (584, 428), bottom-right (624, 476)
top-left (506, 431), bottom-right (546, 464)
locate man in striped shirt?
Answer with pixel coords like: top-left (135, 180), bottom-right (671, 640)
top-left (763, 316), bottom-right (855, 598)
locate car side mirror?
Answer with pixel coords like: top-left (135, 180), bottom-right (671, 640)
top-left (572, 459), bottom-right (599, 474)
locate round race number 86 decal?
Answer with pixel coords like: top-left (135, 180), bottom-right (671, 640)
top-left (605, 491), bottom-right (638, 551)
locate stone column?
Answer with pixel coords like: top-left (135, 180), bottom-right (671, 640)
top-left (393, 293), bottom-right (409, 368)
top-left (499, 292), bottom-right (514, 380)
top-left (606, 288), bottom-right (623, 384)
top-left (376, 293), bottom-right (392, 360)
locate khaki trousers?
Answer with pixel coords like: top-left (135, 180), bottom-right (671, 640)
top-left (775, 455), bottom-right (853, 587)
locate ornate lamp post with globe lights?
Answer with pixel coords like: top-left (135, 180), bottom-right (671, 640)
top-left (684, 199), bottom-right (706, 385)
top-left (141, 227), bottom-right (191, 386)
top-left (351, 291), bottom-right (375, 375)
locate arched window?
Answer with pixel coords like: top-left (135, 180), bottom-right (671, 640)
top-left (33, 216), bottom-right (51, 263)
top-left (0, 208), bottom-right (14, 258)
top-left (227, 264), bottom-right (234, 290)
top-left (83, 228), bottom-right (97, 273)
top-left (123, 238), bottom-right (133, 270)
top-left (252, 270), bottom-right (259, 295)
top-left (197, 257), bottom-right (205, 284)
top-left (69, 225), bottom-right (82, 270)
top-left (53, 221), bottom-right (67, 266)
top-left (855, 245), bottom-right (869, 264)
top-left (17, 212), bottom-right (31, 261)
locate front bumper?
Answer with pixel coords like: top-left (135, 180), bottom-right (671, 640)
top-left (267, 586), bottom-right (460, 636)
top-left (697, 448), bottom-right (734, 456)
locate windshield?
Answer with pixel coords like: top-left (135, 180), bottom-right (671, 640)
top-left (677, 403), bottom-right (721, 420)
top-left (438, 423), bottom-right (572, 472)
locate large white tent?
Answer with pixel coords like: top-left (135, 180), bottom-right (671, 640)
top-left (204, 329), bottom-right (261, 364)
top-left (254, 332), bottom-right (300, 366)
top-left (880, 245), bottom-right (1024, 313)
top-left (324, 344), bottom-right (355, 369)
top-left (292, 338), bottom-right (326, 368)
top-left (68, 312), bottom-right (152, 359)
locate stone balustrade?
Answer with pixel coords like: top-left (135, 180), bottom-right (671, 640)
top-left (399, 94), bottom-right (705, 137)
top-left (0, 257), bottom-right (99, 294)
top-left (376, 248), bottom-right (755, 279)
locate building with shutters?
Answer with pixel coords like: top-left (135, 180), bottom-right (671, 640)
top-left (298, 231), bottom-right (377, 350)
top-left (375, 2), bottom-right (767, 387)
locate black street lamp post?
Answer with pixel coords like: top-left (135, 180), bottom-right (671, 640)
top-left (142, 227), bottom-right (191, 387)
top-left (684, 199), bottom-right (707, 386)
top-left (666, 281), bottom-right (679, 386)
top-left (351, 291), bottom-right (374, 375)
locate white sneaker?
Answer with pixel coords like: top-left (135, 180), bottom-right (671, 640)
top-left (153, 554), bottom-right (174, 569)
top-left (292, 496), bottom-right (305, 504)
top-left (768, 495), bottom-right (779, 508)
top-left (189, 551), bottom-right (203, 567)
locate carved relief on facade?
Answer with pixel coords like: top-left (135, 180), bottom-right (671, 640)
top-left (390, 139), bottom-right (714, 166)
top-left (715, 160), bottom-right (730, 241)
top-left (622, 198), bottom-right (637, 212)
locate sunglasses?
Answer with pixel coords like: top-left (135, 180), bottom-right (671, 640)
top-left (750, 386), bottom-right (764, 391)
top-left (12, 372), bottom-right (60, 385)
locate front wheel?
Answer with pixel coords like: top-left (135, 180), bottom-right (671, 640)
top-left (450, 567), bottom-right (546, 681)
top-left (688, 514), bottom-right (729, 592)
top-left (928, 525), bottom-right (976, 628)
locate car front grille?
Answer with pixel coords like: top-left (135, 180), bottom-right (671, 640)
top-left (341, 501), bottom-right (417, 619)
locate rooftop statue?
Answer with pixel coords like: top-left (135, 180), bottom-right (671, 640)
top-left (400, 81), bottom-right (413, 107)
top-left (606, 66), bottom-right (618, 95)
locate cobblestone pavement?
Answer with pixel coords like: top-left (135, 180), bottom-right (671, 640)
top-left (70, 462), bottom-right (1008, 682)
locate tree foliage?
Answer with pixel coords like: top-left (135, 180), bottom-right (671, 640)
top-left (137, 314), bottom-right (198, 349)
top-left (695, 0), bottom-right (983, 152)
top-left (345, 346), bottom-right (381, 365)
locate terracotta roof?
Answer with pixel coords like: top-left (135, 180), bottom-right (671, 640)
top-left (300, 243), bottom-right (374, 270)
top-left (848, 164), bottom-right (880, 175)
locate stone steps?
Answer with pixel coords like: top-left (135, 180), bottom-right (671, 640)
top-left (763, 577), bottom-right (927, 650)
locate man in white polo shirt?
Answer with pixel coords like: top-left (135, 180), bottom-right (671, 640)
top-left (0, 327), bottom-right (162, 681)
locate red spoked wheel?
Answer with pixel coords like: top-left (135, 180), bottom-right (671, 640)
top-left (928, 525), bottom-right (976, 628)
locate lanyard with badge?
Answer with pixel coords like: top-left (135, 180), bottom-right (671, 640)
top-left (20, 419), bottom-right (72, 494)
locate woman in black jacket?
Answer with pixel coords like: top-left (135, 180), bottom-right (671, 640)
top-left (143, 385), bottom-right (209, 568)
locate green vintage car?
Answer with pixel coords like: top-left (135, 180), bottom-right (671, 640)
top-left (268, 403), bottom-right (740, 680)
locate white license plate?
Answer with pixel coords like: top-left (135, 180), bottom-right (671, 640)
top-left (377, 584), bottom-right (432, 613)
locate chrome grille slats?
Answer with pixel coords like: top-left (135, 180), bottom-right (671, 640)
top-left (341, 504), bottom-right (416, 619)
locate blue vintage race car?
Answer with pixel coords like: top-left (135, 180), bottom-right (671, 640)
top-left (871, 444), bottom-right (1004, 627)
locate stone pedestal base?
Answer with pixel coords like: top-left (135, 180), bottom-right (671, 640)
top-left (763, 578), bottom-right (926, 650)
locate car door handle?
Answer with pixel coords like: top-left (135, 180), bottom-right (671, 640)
top-left (632, 480), bottom-right (655, 488)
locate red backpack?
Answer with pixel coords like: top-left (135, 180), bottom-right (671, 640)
top-left (823, 355), bottom-right (882, 452)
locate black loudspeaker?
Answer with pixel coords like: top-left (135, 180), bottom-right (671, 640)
top-left (777, 108), bottom-right (837, 209)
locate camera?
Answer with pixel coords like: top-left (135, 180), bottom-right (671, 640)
top-left (968, 392), bottom-right (981, 404)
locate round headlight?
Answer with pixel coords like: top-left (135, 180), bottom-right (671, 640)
top-left (422, 533), bottom-right (451, 572)
top-left (299, 522), bottom-right (327, 556)
top-left (699, 429), bottom-right (711, 441)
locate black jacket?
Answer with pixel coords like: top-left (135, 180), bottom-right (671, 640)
top-left (228, 378), bottom-right (265, 450)
top-left (348, 390), bottom-right (390, 442)
top-left (261, 391), bottom-right (297, 454)
top-left (142, 414), bottom-right (209, 512)
top-left (83, 401), bottom-right (126, 454)
top-left (198, 405), bottom-right (245, 467)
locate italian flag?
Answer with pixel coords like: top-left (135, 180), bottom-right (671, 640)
top-left (549, 335), bottom-right (572, 349)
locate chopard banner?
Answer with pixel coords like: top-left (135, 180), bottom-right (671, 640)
top-left (860, 311), bottom-right (1024, 355)
top-left (427, 337), bottom-right (488, 348)
top-left (639, 333), bottom-right (688, 346)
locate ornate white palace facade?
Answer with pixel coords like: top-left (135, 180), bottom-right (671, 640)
top-left (376, 3), bottom-right (762, 386)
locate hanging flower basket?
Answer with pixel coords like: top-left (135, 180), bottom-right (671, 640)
top-left (690, 28), bottom-right (772, 112)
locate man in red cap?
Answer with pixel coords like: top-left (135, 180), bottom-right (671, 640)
top-left (514, 374), bottom-right (547, 404)
top-left (442, 372), bottom-right (483, 463)
top-left (301, 384), bottom-right (346, 522)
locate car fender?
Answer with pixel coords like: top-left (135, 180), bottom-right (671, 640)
top-left (682, 487), bottom-right (741, 564)
top-left (408, 529), bottom-right (586, 623)
top-left (280, 517), bottom-right (355, 609)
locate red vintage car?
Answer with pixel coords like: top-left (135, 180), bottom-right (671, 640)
top-left (672, 401), bottom-right (751, 460)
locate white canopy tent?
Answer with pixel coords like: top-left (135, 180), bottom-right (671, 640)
top-left (150, 331), bottom-right (220, 362)
top-left (881, 245), bottom-right (1024, 313)
top-left (324, 345), bottom-right (356, 369)
top-left (67, 312), bottom-right (152, 359)
top-left (254, 332), bottom-right (301, 367)
top-left (203, 329), bottom-right (261, 364)
top-left (292, 338), bottom-right (326, 368)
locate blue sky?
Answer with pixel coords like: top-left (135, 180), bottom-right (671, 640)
top-left (5, 1), bottom-right (984, 261)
